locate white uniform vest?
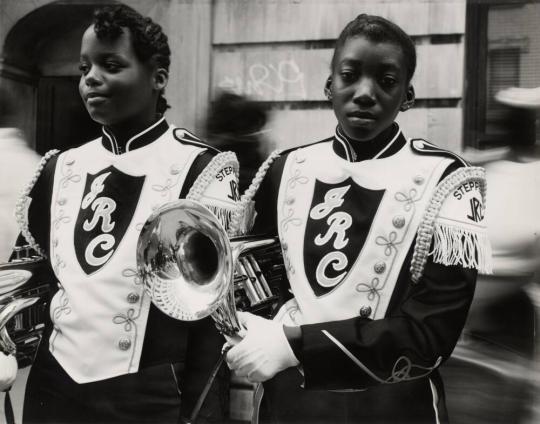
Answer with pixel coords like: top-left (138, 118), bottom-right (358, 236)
top-left (48, 127), bottom-right (203, 383)
top-left (276, 140), bottom-right (452, 325)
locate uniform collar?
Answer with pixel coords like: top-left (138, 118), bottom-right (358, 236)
top-left (101, 117), bottom-right (169, 155)
top-left (332, 123), bottom-right (406, 162)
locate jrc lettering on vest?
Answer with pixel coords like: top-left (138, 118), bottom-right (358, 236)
top-left (81, 172), bottom-right (117, 266)
top-left (453, 181), bottom-right (480, 200)
top-left (309, 185), bottom-right (352, 288)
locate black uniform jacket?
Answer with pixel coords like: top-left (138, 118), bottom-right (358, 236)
top-left (250, 125), bottom-right (478, 424)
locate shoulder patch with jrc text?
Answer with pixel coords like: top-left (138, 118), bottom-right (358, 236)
top-left (411, 166), bottom-right (492, 283)
top-left (186, 151), bottom-right (240, 234)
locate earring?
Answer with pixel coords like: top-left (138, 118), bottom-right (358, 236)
top-left (324, 76), bottom-right (333, 101)
top-left (324, 87), bottom-right (333, 101)
top-left (400, 98), bottom-right (414, 111)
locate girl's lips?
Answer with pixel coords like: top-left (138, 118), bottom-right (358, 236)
top-left (86, 95), bottom-right (108, 106)
top-left (347, 111), bottom-right (376, 120)
top-left (347, 114), bottom-right (376, 126)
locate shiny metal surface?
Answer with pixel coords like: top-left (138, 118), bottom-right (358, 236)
top-left (0, 297), bottom-right (39, 355)
top-left (137, 199), bottom-right (234, 322)
top-left (137, 199), bottom-right (278, 336)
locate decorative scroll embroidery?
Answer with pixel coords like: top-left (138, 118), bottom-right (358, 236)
top-left (122, 267), bottom-right (143, 286)
top-left (395, 188), bottom-right (420, 211)
top-left (113, 267), bottom-right (147, 369)
top-left (49, 287), bottom-right (71, 352)
top-left (51, 154), bottom-right (81, 276)
top-left (322, 329), bottom-right (442, 384)
top-left (279, 151), bottom-right (309, 274)
top-left (151, 163), bottom-right (184, 201)
top-left (354, 183), bottom-right (424, 318)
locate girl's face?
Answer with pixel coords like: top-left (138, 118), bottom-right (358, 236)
top-left (78, 25), bottom-right (161, 129)
top-left (330, 35), bottom-right (413, 142)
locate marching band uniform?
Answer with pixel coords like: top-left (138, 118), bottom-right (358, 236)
top-left (247, 123), bottom-right (491, 423)
top-left (17, 117), bottom-right (239, 423)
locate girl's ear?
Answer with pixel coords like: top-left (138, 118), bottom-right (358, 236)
top-left (324, 76), bottom-right (333, 100)
top-left (153, 68), bottom-right (169, 91)
top-left (400, 84), bottom-right (415, 111)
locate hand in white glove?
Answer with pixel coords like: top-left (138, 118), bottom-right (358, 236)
top-left (0, 352), bottom-right (17, 392)
top-left (225, 311), bottom-right (299, 383)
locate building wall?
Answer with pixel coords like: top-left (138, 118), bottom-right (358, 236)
top-left (0, 0), bottom-right (213, 143)
top-left (211, 0), bottom-right (467, 153)
top-left (1, 0), bottom-right (467, 153)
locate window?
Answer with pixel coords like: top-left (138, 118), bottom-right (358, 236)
top-left (464, 1), bottom-right (540, 149)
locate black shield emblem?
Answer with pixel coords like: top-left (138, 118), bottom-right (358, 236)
top-left (75, 166), bottom-right (145, 275)
top-left (304, 178), bottom-right (385, 297)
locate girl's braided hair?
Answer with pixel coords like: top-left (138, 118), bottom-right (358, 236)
top-left (93, 4), bottom-right (171, 114)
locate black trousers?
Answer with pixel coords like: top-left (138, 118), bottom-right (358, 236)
top-left (23, 347), bottom-right (184, 424)
top-left (259, 368), bottom-right (449, 424)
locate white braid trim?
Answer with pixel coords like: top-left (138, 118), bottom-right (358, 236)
top-left (14, 149), bottom-right (60, 259)
top-left (410, 166), bottom-right (491, 283)
top-left (230, 149), bottom-right (282, 236)
top-left (186, 151), bottom-right (239, 235)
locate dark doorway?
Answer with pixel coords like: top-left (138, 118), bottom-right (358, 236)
top-left (36, 77), bottom-right (101, 155)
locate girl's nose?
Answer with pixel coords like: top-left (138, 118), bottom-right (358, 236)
top-left (353, 78), bottom-right (376, 105)
top-left (84, 66), bottom-right (102, 86)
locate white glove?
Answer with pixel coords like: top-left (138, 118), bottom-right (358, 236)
top-left (0, 352), bottom-right (17, 392)
top-left (225, 311), bottom-right (299, 383)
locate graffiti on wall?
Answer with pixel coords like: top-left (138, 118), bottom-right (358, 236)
top-left (217, 58), bottom-right (307, 100)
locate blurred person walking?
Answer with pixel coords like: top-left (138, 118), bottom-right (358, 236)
top-left (0, 87), bottom-right (40, 262)
top-left (205, 91), bottom-right (267, 193)
top-left (0, 86), bottom-right (40, 424)
top-left (451, 86), bottom-right (540, 424)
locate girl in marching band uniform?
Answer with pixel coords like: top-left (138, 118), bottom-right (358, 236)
top-left (227, 14), bottom-right (491, 424)
top-left (1, 5), bottom-right (237, 423)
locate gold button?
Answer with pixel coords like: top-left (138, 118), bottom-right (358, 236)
top-left (359, 306), bottom-right (372, 318)
top-left (413, 175), bottom-right (425, 185)
top-left (374, 262), bottom-right (386, 274)
top-left (127, 293), bottom-right (140, 304)
top-left (118, 338), bottom-right (131, 351)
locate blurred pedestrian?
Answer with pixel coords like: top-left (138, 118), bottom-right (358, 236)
top-left (465, 86), bottom-right (539, 353)
top-left (205, 90), bottom-right (267, 193)
top-left (0, 86), bottom-right (40, 262)
top-left (457, 86), bottom-right (540, 424)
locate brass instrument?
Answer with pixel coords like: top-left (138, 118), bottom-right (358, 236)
top-left (136, 199), bottom-right (284, 336)
top-left (0, 246), bottom-right (54, 365)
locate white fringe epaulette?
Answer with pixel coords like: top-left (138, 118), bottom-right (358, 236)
top-left (410, 166), bottom-right (492, 283)
top-left (14, 149), bottom-right (60, 259)
top-left (186, 150), bottom-right (239, 236)
top-left (230, 149), bottom-right (282, 236)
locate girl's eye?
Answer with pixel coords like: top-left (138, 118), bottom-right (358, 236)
top-left (79, 64), bottom-right (89, 75)
top-left (105, 62), bottom-right (121, 72)
top-left (340, 71), bottom-right (356, 82)
top-left (381, 76), bottom-right (398, 87)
